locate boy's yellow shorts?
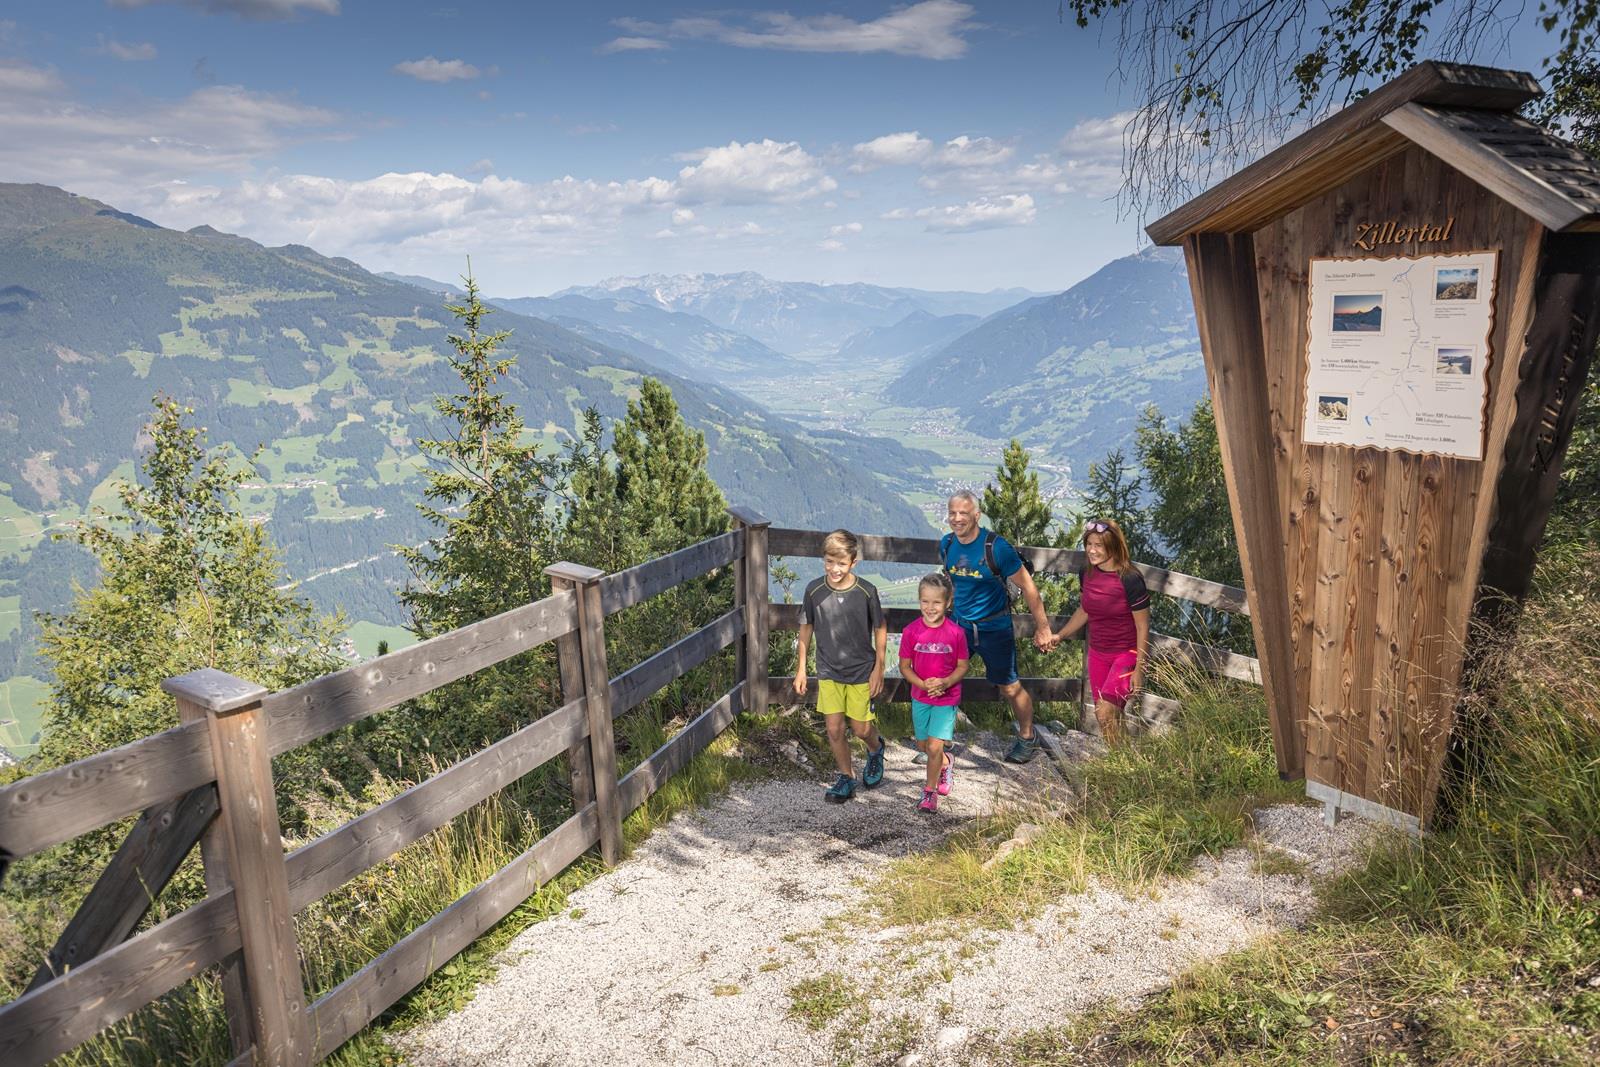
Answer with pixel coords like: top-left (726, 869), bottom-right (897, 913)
top-left (817, 679), bottom-right (874, 721)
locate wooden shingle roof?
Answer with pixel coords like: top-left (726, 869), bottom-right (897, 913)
top-left (1148, 62), bottom-right (1600, 243)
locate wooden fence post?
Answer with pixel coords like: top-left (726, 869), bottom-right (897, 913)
top-left (544, 563), bottom-right (624, 866)
top-left (728, 507), bottom-right (771, 714)
top-left (161, 668), bottom-right (310, 1066)
top-left (549, 578), bottom-right (595, 821)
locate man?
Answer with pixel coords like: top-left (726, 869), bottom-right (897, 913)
top-left (940, 490), bottom-right (1057, 762)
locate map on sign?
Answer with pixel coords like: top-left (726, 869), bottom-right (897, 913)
top-left (1302, 251), bottom-right (1497, 459)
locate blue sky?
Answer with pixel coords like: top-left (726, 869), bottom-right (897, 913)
top-left (0, 1), bottom-right (1562, 295)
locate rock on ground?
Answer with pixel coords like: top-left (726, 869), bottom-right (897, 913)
top-left (400, 732), bottom-right (1379, 1067)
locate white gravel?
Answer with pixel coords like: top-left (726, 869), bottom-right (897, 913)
top-left (400, 732), bottom-right (1382, 1067)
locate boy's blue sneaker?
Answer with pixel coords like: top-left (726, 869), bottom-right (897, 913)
top-left (1004, 734), bottom-right (1041, 764)
top-left (824, 774), bottom-right (856, 803)
top-left (862, 742), bottom-right (887, 788)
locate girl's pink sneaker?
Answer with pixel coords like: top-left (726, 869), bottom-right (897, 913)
top-left (918, 789), bottom-right (938, 813)
top-left (937, 755), bottom-right (953, 796)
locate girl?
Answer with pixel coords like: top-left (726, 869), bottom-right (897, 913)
top-left (1050, 518), bottom-right (1150, 744)
top-left (898, 572), bottom-right (969, 813)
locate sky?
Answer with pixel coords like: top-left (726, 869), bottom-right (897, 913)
top-left (0, 1), bottom-right (1564, 296)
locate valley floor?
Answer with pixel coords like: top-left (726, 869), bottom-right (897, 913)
top-left (399, 732), bottom-right (1376, 1067)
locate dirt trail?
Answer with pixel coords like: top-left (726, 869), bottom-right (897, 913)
top-left (402, 733), bottom-right (1376, 1066)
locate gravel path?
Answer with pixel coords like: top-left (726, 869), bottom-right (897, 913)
top-left (401, 732), bottom-right (1378, 1067)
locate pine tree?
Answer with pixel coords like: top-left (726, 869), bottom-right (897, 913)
top-left (982, 439), bottom-right (1057, 549)
top-left (612, 378), bottom-right (728, 556)
top-left (33, 398), bottom-right (343, 769)
top-left (399, 268), bottom-right (565, 636)
top-left (1074, 448), bottom-right (1158, 565)
top-left (1136, 400), bottom-right (1240, 587)
top-left (395, 268), bottom-right (569, 753)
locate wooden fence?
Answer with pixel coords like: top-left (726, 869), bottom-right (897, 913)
top-left (0, 511), bottom-right (1254, 1066)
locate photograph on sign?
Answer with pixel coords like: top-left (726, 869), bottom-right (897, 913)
top-left (1302, 251), bottom-right (1497, 459)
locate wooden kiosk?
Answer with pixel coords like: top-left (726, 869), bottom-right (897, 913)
top-left (1149, 63), bottom-right (1600, 830)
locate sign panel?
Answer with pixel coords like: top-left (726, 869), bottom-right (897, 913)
top-left (1302, 251), bottom-right (1497, 459)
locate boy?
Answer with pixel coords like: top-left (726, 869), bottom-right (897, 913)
top-left (793, 529), bottom-right (888, 802)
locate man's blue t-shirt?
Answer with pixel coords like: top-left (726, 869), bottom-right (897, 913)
top-left (943, 527), bottom-right (1023, 632)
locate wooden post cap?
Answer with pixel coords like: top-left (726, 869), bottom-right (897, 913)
top-left (160, 669), bottom-right (269, 714)
top-left (543, 562), bottom-right (606, 584)
top-left (726, 505), bottom-right (770, 528)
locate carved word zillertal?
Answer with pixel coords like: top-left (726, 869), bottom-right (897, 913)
top-left (1352, 217), bottom-right (1455, 252)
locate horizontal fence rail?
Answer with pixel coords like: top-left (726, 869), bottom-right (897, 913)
top-left (3, 510), bottom-right (1260, 1066)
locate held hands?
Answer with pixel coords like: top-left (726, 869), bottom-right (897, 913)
top-left (922, 676), bottom-right (947, 698)
top-left (1033, 628), bottom-right (1061, 653)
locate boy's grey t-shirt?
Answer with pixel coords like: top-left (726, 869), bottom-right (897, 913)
top-left (802, 575), bottom-right (885, 685)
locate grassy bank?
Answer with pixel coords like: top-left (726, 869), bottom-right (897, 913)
top-left (988, 547), bottom-right (1600, 1066)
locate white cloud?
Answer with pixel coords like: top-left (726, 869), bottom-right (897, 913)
top-left (109, 0), bottom-right (339, 18)
top-left (828, 222), bottom-right (863, 236)
top-left (0, 59), bottom-right (64, 95)
top-left (675, 139), bottom-right (836, 205)
top-left (850, 131), bottom-right (932, 171)
top-left (0, 83), bottom-right (339, 194)
top-left (600, 37), bottom-right (671, 54)
top-left (818, 238), bottom-right (846, 252)
top-left (934, 134), bottom-right (1013, 169)
top-left (393, 57), bottom-right (482, 83)
top-left (885, 193), bottom-right (1036, 232)
top-left (95, 36), bottom-right (158, 61)
top-left (614, 1), bottom-right (976, 60)
top-left (671, 207), bottom-right (695, 225)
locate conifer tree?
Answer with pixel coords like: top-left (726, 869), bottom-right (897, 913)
top-left (1136, 400), bottom-right (1240, 587)
top-left (611, 378), bottom-right (728, 555)
top-left (400, 268), bottom-right (564, 637)
top-left (982, 439), bottom-right (1056, 549)
top-left (33, 398), bottom-right (343, 770)
top-left (1075, 448), bottom-right (1158, 565)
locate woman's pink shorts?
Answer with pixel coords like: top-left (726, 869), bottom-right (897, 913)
top-left (1087, 648), bottom-right (1138, 704)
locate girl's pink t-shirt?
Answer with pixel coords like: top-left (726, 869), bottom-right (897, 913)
top-left (900, 617), bottom-right (969, 706)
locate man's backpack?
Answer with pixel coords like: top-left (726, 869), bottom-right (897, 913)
top-left (939, 529), bottom-right (1031, 618)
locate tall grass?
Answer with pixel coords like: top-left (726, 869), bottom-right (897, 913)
top-left (867, 662), bottom-right (1301, 928)
top-left (1000, 545), bottom-right (1600, 1065)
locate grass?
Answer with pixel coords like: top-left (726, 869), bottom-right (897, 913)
top-left (865, 666), bottom-right (1300, 929)
top-left (985, 544), bottom-right (1600, 1066)
top-left (787, 971), bottom-right (860, 1031)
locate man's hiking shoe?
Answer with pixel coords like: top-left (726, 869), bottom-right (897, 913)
top-left (1004, 734), bottom-right (1040, 764)
top-left (824, 774), bottom-right (856, 803)
top-left (862, 742), bottom-right (887, 788)
top-left (937, 754), bottom-right (953, 796)
top-left (918, 789), bottom-right (938, 814)
top-left (912, 750), bottom-right (928, 765)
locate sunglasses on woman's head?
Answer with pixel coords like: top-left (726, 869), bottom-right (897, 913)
top-left (1084, 520), bottom-right (1110, 534)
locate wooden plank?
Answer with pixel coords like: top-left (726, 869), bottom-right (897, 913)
top-left (305, 806), bottom-right (599, 1061)
top-left (734, 511), bottom-right (772, 714)
top-left (194, 676), bottom-right (311, 1064)
top-left (597, 530), bottom-right (742, 615)
top-left (1370, 450), bottom-right (1421, 811)
top-left (284, 699), bottom-right (586, 912)
top-left (609, 609), bottom-right (744, 719)
top-left (555, 624), bottom-right (594, 819)
top-left (777, 676), bottom-right (1083, 705)
top-left (174, 696), bottom-right (251, 1058)
top-left (1132, 564), bottom-right (1250, 615)
top-left (262, 589), bottom-right (577, 756)
top-left (770, 603), bottom-right (1078, 636)
top-left (26, 784), bottom-right (218, 991)
top-left (1148, 62), bottom-right (1541, 244)
top-left (1337, 449), bottom-right (1383, 802)
top-left (1382, 104), bottom-right (1590, 233)
top-left (577, 576), bottom-right (624, 865)
top-left (0, 720), bottom-right (216, 861)
top-left (1309, 443), bottom-right (1354, 796)
top-left (617, 685), bottom-right (745, 815)
top-left (0, 894), bottom-right (239, 1065)
top-left (1149, 633), bottom-right (1263, 684)
top-left (1184, 231), bottom-right (1303, 777)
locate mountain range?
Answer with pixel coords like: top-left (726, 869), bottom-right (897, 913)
top-left (0, 182), bottom-right (948, 754)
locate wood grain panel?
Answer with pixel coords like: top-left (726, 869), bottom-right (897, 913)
top-left (597, 530), bottom-right (742, 615)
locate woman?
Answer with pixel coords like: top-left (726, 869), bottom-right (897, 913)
top-left (1050, 518), bottom-right (1150, 743)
